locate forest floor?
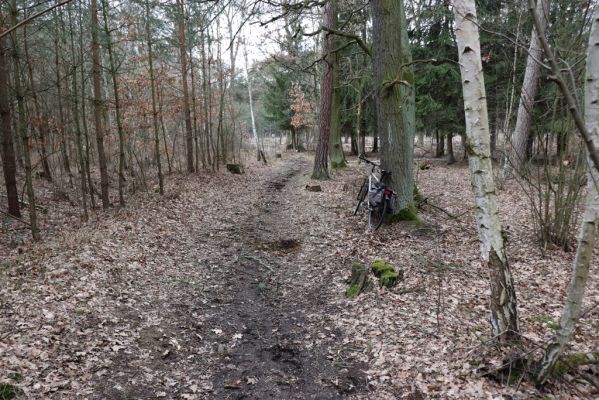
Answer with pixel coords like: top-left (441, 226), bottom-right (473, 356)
top-left (1, 152), bottom-right (598, 399)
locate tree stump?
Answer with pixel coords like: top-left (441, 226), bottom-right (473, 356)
top-left (346, 264), bottom-right (372, 298)
top-left (371, 260), bottom-right (403, 288)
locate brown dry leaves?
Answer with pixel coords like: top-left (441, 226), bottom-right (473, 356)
top-left (1, 154), bottom-right (597, 399)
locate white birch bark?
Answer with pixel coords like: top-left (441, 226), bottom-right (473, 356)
top-left (452, 0), bottom-right (519, 340)
top-left (503, 0), bottom-right (549, 178)
top-left (537, 6), bottom-right (599, 384)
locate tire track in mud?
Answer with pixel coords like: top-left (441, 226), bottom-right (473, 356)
top-left (202, 158), bottom-right (365, 399)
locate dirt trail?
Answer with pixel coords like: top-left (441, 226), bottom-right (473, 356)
top-left (91, 156), bottom-right (366, 399)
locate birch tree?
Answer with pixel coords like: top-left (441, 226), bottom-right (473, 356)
top-left (452, 0), bottom-right (519, 341)
top-left (536, 5), bottom-right (599, 383)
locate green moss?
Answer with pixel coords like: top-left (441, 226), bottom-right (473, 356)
top-left (345, 284), bottom-right (361, 298)
top-left (371, 260), bottom-right (395, 277)
top-left (0, 383), bottom-right (17, 400)
top-left (388, 205), bottom-right (420, 224)
top-left (331, 160), bottom-right (347, 169)
top-left (380, 270), bottom-right (399, 288)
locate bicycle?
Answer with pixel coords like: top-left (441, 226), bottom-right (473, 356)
top-left (353, 156), bottom-right (397, 230)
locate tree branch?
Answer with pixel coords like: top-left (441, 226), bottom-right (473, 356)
top-left (0, 0), bottom-right (74, 39)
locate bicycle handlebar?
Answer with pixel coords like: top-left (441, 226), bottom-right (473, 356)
top-left (359, 156), bottom-right (392, 177)
top-left (359, 155), bottom-right (378, 166)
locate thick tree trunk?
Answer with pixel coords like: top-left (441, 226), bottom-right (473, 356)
top-left (91, 0), bottom-right (110, 208)
top-left (537, 6), bottom-right (599, 384)
top-left (0, 37), bottom-right (20, 217)
top-left (372, 0), bottom-right (416, 215)
top-left (312, 0), bottom-right (334, 180)
top-left (177, 0), bottom-right (194, 173)
top-left (453, 0), bottom-right (519, 341)
top-left (101, 0), bottom-right (125, 206)
top-left (504, 0), bottom-right (549, 177)
top-left (145, 0), bottom-right (163, 195)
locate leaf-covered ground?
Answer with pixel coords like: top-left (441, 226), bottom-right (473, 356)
top-left (1, 153), bottom-right (598, 399)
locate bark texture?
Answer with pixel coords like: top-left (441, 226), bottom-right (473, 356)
top-left (371, 0), bottom-right (415, 213)
top-left (145, 0), bottom-right (164, 195)
top-left (504, 0), bottom-right (549, 177)
top-left (0, 37), bottom-right (20, 217)
top-left (329, 11), bottom-right (346, 170)
top-left (537, 6), bottom-right (599, 384)
top-left (91, 0), bottom-right (110, 208)
top-left (312, 0), bottom-right (334, 180)
top-left (453, 0), bottom-right (519, 340)
top-left (178, 0), bottom-right (194, 173)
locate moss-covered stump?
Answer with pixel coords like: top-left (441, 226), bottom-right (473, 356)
top-left (388, 204), bottom-right (420, 224)
top-left (305, 185), bottom-right (322, 192)
top-left (226, 164), bottom-right (243, 174)
top-left (371, 259), bottom-right (403, 288)
top-left (346, 264), bottom-right (372, 298)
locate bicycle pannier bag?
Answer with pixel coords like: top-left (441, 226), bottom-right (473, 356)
top-left (369, 187), bottom-right (384, 206)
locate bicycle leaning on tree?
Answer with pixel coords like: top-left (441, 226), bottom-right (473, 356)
top-left (353, 156), bottom-right (398, 230)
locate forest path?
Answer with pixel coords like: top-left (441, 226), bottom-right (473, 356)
top-left (92, 155), bottom-right (366, 400)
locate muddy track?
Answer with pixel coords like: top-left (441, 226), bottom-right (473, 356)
top-left (204, 158), bottom-right (364, 399)
top-left (89, 157), bottom-right (366, 400)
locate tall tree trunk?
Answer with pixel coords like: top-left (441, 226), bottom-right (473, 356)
top-left (177, 0), bottom-right (194, 173)
top-left (54, 24), bottom-right (72, 183)
top-left (91, 0), bottom-right (110, 208)
top-left (453, 0), bottom-right (519, 341)
top-left (67, 2), bottom-right (88, 221)
top-left (200, 22), bottom-right (211, 168)
top-left (312, 0), bottom-right (334, 180)
top-left (101, 0), bottom-right (126, 206)
top-left (145, 0), bottom-right (163, 195)
top-left (0, 35), bottom-right (20, 217)
top-left (372, 0), bottom-right (416, 216)
top-left (536, 6), bottom-right (599, 383)
top-left (189, 47), bottom-right (201, 169)
top-left (329, 9), bottom-right (346, 170)
top-left (504, 0), bottom-right (549, 177)
top-left (10, 4), bottom-right (38, 238)
top-left (23, 27), bottom-right (52, 182)
top-left (78, 1), bottom-right (95, 209)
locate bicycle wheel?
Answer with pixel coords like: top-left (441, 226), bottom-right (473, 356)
top-left (368, 198), bottom-right (388, 230)
top-left (353, 179), bottom-right (368, 215)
